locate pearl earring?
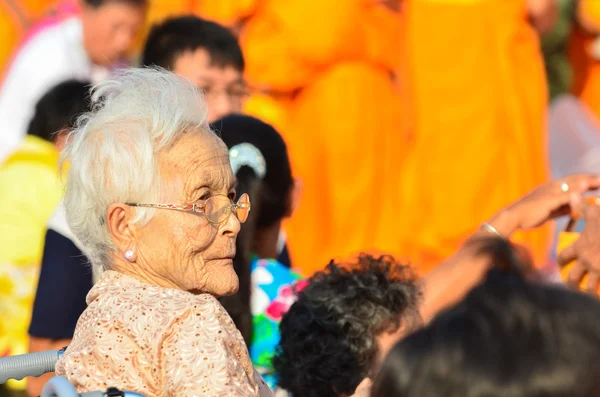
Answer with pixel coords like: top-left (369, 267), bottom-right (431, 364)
top-left (124, 250), bottom-right (134, 260)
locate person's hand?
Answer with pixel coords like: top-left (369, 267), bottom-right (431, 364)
top-left (557, 194), bottom-right (600, 294)
top-left (488, 174), bottom-right (600, 237)
top-left (349, 378), bottom-right (371, 397)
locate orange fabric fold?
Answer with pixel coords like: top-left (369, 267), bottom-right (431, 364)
top-left (396, 0), bottom-right (550, 271)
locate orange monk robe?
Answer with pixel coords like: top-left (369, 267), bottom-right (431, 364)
top-left (283, 62), bottom-right (405, 275)
top-left (396, 0), bottom-right (550, 271)
top-left (240, 1), bottom-right (401, 92)
top-left (0, 3), bottom-right (22, 81)
top-left (238, 1), bottom-right (405, 274)
top-left (192, 0), bottom-right (258, 27)
top-left (569, 0), bottom-right (600, 118)
top-left (0, 0), bottom-right (62, 80)
top-left (243, 93), bottom-right (292, 141)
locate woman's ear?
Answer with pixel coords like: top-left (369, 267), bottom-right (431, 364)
top-left (285, 178), bottom-right (303, 217)
top-left (106, 202), bottom-right (138, 253)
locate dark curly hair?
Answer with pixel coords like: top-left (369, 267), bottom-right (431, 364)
top-left (273, 254), bottom-right (422, 397)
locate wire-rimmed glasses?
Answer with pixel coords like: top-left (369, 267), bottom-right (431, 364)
top-left (126, 193), bottom-right (251, 224)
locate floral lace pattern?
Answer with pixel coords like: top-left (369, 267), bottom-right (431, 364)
top-left (250, 258), bottom-right (306, 389)
top-left (56, 270), bottom-right (272, 397)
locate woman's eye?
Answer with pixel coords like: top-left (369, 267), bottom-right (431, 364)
top-left (228, 191), bottom-right (236, 201)
top-left (198, 192), bottom-right (211, 201)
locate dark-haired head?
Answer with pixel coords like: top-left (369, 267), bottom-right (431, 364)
top-left (273, 254), bottom-right (422, 397)
top-left (372, 237), bottom-right (600, 397)
top-left (212, 115), bottom-right (293, 229)
top-left (81, 0), bottom-right (147, 65)
top-left (27, 79), bottom-right (91, 148)
top-left (142, 16), bottom-right (245, 123)
top-left (210, 115), bottom-right (294, 345)
top-left (141, 16), bottom-right (243, 71)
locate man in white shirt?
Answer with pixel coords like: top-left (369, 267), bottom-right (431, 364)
top-left (0, 0), bottom-right (147, 163)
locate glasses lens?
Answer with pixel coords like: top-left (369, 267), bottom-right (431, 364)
top-left (235, 193), bottom-right (251, 223)
top-left (204, 196), bottom-right (232, 223)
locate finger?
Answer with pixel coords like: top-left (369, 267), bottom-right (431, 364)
top-left (563, 174), bottom-right (600, 193)
top-left (569, 193), bottom-right (584, 219)
top-left (544, 190), bottom-right (588, 220)
top-left (567, 261), bottom-right (587, 289)
top-left (532, 190), bottom-right (577, 223)
top-left (557, 243), bottom-right (578, 268)
top-left (575, 195), bottom-right (600, 221)
top-left (586, 272), bottom-right (600, 296)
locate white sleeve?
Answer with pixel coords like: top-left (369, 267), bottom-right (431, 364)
top-left (0, 39), bottom-right (71, 163)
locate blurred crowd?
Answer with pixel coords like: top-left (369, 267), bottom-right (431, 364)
top-left (2, 0), bottom-right (600, 396)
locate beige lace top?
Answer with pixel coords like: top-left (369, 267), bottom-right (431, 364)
top-left (55, 270), bottom-right (272, 397)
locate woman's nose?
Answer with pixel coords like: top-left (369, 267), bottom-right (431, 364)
top-left (220, 206), bottom-right (241, 237)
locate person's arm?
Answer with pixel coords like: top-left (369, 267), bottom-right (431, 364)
top-left (420, 174), bottom-right (600, 322)
top-left (527, 0), bottom-right (559, 35)
top-left (27, 228), bottom-right (93, 397)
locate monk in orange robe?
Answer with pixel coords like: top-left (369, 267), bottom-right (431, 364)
top-left (569, 0), bottom-right (600, 118)
top-left (396, 0), bottom-right (556, 271)
top-left (282, 62), bottom-right (405, 274)
top-left (237, 1), bottom-right (406, 275)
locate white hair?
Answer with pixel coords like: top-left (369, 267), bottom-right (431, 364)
top-left (62, 67), bottom-right (210, 272)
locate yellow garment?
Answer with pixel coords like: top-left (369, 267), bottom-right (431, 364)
top-left (396, 0), bottom-right (550, 271)
top-left (0, 135), bottom-right (63, 389)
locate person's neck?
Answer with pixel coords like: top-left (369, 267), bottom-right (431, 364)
top-left (253, 222), bottom-right (281, 259)
top-left (111, 256), bottom-right (182, 291)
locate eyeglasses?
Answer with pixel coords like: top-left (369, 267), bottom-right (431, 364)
top-left (126, 193), bottom-right (251, 224)
top-left (201, 85), bottom-right (250, 103)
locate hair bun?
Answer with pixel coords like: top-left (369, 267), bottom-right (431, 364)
top-left (229, 143), bottom-right (267, 178)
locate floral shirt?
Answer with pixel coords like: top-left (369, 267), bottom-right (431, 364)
top-left (250, 258), bottom-right (306, 389)
top-left (56, 271), bottom-right (273, 397)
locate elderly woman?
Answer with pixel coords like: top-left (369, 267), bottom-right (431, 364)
top-left (54, 68), bottom-right (272, 396)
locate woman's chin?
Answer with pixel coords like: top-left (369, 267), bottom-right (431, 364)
top-left (210, 270), bottom-right (240, 297)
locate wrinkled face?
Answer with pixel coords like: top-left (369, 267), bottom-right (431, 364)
top-left (134, 131), bottom-right (240, 296)
top-left (81, 1), bottom-right (146, 65)
top-left (172, 49), bottom-right (245, 123)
